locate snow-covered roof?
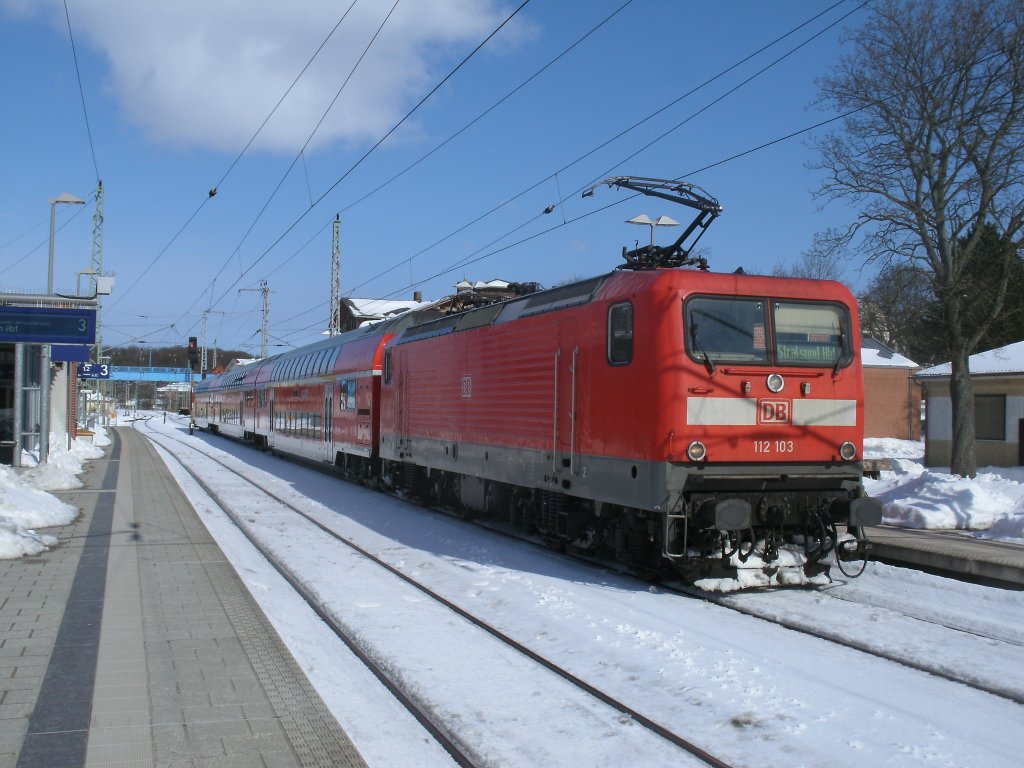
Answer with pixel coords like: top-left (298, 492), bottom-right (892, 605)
top-left (223, 357), bottom-right (261, 372)
top-left (343, 298), bottom-right (430, 320)
top-left (455, 278), bottom-right (510, 293)
top-left (861, 338), bottom-right (918, 369)
top-left (917, 340), bottom-right (1024, 377)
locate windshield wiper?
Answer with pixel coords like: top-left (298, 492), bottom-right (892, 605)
top-left (832, 322), bottom-right (846, 377)
top-left (690, 323), bottom-right (716, 375)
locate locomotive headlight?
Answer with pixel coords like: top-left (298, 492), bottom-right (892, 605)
top-left (766, 373), bottom-right (785, 393)
top-left (839, 441), bottom-right (857, 461)
top-left (687, 441), bottom-right (707, 462)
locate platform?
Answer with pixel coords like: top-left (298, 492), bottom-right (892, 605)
top-left (0, 427), bottom-right (367, 768)
top-left (866, 525), bottom-right (1024, 588)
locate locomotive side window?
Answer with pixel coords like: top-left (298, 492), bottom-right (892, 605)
top-left (607, 302), bottom-right (633, 365)
top-left (773, 302), bottom-right (849, 367)
top-left (685, 297), bottom-right (768, 364)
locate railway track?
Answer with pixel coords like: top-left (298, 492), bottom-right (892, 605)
top-left (137, 418), bottom-right (735, 768)
top-left (154, 414), bottom-right (1024, 708)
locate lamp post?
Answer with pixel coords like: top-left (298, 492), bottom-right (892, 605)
top-left (626, 214), bottom-right (680, 247)
top-left (40, 192), bottom-right (86, 463)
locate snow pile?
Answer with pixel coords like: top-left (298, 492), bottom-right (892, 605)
top-left (863, 437), bottom-right (926, 461)
top-left (864, 438), bottom-right (1024, 542)
top-left (20, 431), bottom-right (105, 491)
top-left (694, 546), bottom-right (833, 592)
top-left (0, 433), bottom-right (97, 558)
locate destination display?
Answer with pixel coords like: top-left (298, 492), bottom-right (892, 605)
top-left (0, 306), bottom-right (96, 344)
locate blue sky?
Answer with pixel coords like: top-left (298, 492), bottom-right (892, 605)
top-left (0, 0), bottom-right (871, 357)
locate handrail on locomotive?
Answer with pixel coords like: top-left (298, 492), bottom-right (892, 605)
top-left (583, 176), bottom-right (723, 271)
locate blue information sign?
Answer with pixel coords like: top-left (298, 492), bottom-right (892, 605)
top-left (78, 363), bottom-right (111, 380)
top-left (0, 306), bottom-right (96, 344)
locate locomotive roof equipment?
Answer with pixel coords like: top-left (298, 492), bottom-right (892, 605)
top-left (583, 176), bottom-right (723, 271)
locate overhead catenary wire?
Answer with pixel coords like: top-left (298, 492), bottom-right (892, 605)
top-left (62, 0), bottom-right (100, 181)
top-left (107, 0), bottom-right (363, 312)
top-left (344, 0), bottom-right (860, 299)
top-left (264, 36), bottom-right (1007, 350)
top-left (211, 0), bottom-right (362, 195)
top-left (198, 0), bottom-right (534, 316)
top-left (122, 1), bottom-right (864, 351)
top-left (0, 193), bottom-right (94, 276)
top-left (269, 104), bottom-right (871, 344)
top-left (240, 1), bottom-right (868, 343)
top-left (195, 0), bottom-right (404, 315)
top-left (247, 0), bottom-right (637, 290)
top-left (163, 0), bottom-right (529, 346)
top-left (334, 0), bottom-right (639, 222)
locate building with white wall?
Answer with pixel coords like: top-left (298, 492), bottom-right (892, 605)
top-left (917, 340), bottom-right (1024, 467)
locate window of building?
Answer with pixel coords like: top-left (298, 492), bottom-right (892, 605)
top-left (975, 394), bottom-right (1006, 440)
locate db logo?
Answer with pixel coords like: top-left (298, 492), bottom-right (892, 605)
top-left (759, 399), bottom-right (791, 424)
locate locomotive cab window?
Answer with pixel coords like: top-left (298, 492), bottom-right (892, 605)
top-left (607, 302), bottom-right (633, 365)
top-left (773, 302), bottom-right (850, 367)
top-left (685, 297), bottom-right (768, 364)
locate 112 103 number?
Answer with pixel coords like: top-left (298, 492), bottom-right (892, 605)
top-left (754, 440), bottom-right (794, 453)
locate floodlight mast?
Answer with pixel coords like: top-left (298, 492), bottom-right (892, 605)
top-left (583, 176), bottom-right (723, 270)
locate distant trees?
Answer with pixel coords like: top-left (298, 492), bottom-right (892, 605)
top-left (858, 224), bottom-right (1024, 367)
top-left (771, 250), bottom-right (846, 282)
top-left (108, 345), bottom-right (251, 370)
top-left (811, 0), bottom-right (1024, 476)
top-left (858, 265), bottom-right (939, 365)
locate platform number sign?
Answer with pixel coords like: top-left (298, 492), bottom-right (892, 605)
top-left (78, 363), bottom-right (111, 380)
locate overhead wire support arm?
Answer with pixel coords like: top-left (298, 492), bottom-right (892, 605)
top-left (583, 176), bottom-right (723, 270)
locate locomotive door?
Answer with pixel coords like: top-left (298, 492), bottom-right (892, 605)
top-left (321, 385), bottom-right (334, 462)
top-left (268, 390), bottom-right (275, 444)
top-left (552, 338), bottom-right (581, 479)
top-left (397, 363), bottom-right (410, 456)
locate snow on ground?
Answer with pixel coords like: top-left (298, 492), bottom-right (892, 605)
top-left (2, 418), bottom-right (1022, 767)
top-left (864, 438), bottom-right (1024, 542)
top-left (1, 428), bottom-right (1021, 554)
top-left (0, 428), bottom-right (108, 558)
top-left (145, 420), bottom-right (1022, 768)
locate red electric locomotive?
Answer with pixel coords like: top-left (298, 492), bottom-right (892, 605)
top-left (194, 178), bottom-right (881, 586)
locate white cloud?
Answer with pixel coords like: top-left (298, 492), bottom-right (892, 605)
top-left (18, 0), bottom-right (521, 153)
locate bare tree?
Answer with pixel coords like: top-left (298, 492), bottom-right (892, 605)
top-left (812, 0), bottom-right (1024, 476)
top-left (771, 249), bottom-right (847, 282)
top-left (858, 264), bottom-right (942, 365)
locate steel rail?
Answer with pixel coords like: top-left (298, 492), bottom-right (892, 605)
top-left (139, 419), bottom-right (736, 768)
top-left (158, 413), bottom-right (1024, 706)
top-left (664, 582), bottom-right (1024, 706)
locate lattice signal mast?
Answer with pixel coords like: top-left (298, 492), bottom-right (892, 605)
top-left (200, 309), bottom-right (223, 377)
top-left (240, 280), bottom-right (271, 358)
top-left (329, 214), bottom-right (341, 337)
top-left (91, 180), bottom-right (104, 360)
